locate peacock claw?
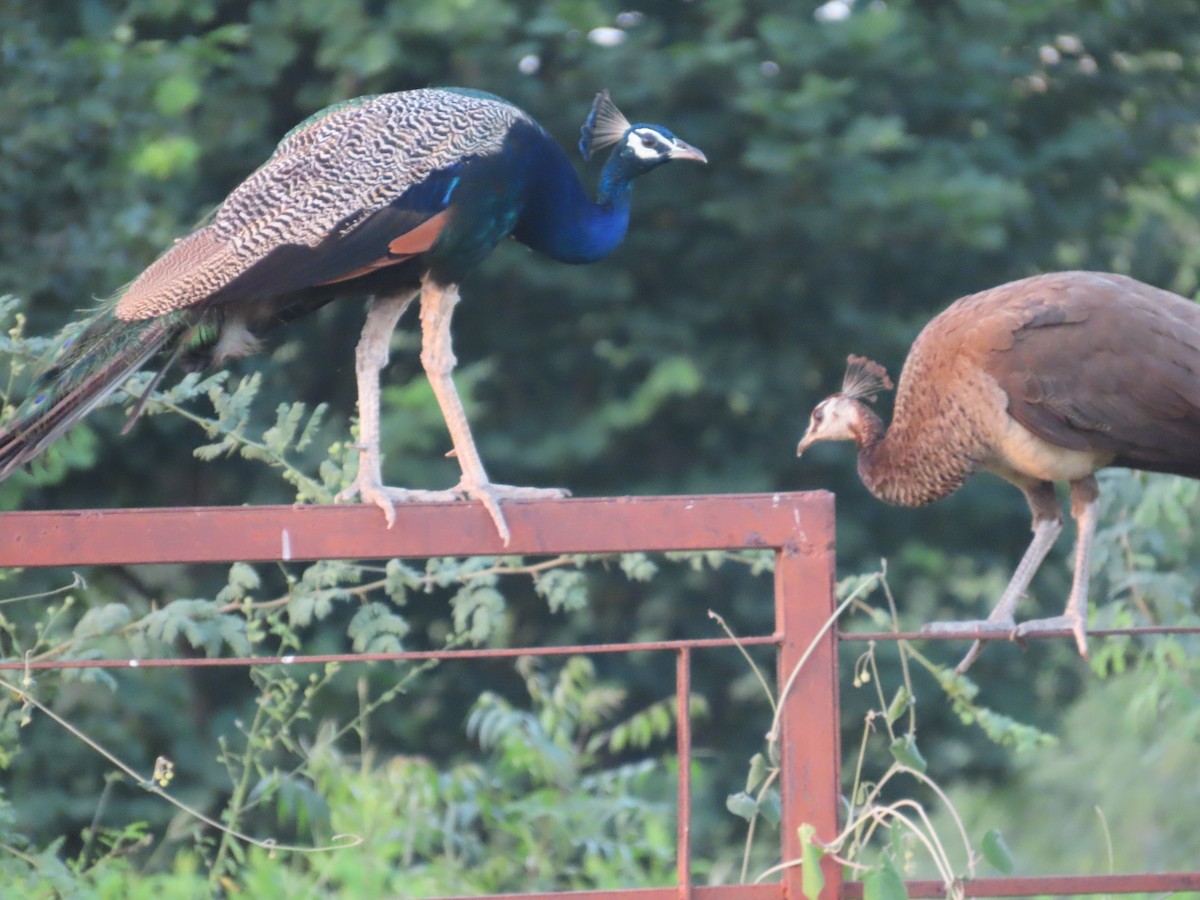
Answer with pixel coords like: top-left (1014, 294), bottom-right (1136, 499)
top-left (452, 480), bottom-right (571, 545)
top-left (336, 476), bottom-right (569, 544)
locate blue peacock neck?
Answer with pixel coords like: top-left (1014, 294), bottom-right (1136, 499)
top-left (513, 138), bottom-right (636, 265)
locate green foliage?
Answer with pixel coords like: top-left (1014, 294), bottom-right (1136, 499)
top-left (726, 570), bottom-right (1048, 896)
top-left (5, 0), bottom-right (1200, 894)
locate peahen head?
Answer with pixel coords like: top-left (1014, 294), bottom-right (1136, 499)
top-left (579, 92), bottom-right (706, 185)
top-left (797, 355), bottom-right (894, 456)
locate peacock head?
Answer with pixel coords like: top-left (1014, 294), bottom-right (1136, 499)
top-left (797, 355), bottom-right (894, 456)
top-left (579, 91), bottom-right (706, 178)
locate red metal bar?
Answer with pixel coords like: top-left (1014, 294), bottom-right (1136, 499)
top-left (841, 625), bottom-right (1200, 642)
top-left (840, 872), bottom-right (1200, 897)
top-left (677, 648), bottom-right (693, 900)
top-left (0, 493), bottom-right (828, 566)
top-left (0, 635), bottom-right (780, 671)
top-left (440, 886), bottom-right (783, 900)
top-left (773, 493), bottom-right (840, 899)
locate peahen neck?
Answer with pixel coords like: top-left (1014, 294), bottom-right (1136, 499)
top-left (853, 403), bottom-right (975, 508)
top-left (513, 137), bottom-right (635, 264)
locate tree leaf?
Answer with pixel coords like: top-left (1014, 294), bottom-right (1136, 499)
top-left (758, 787), bottom-right (781, 826)
top-left (746, 751), bottom-right (767, 792)
top-left (799, 823), bottom-right (825, 900)
top-left (889, 734), bottom-right (927, 773)
top-left (73, 603), bottom-right (131, 639)
top-left (726, 790), bottom-right (757, 822)
top-left (982, 828), bottom-right (1015, 874)
top-left (863, 852), bottom-right (908, 900)
top-left (886, 685), bottom-right (910, 726)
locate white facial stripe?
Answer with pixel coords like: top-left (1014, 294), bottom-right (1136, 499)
top-left (629, 128), bottom-right (665, 160)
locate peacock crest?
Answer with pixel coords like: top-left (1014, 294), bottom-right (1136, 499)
top-left (841, 354), bottom-right (894, 402)
top-left (579, 91), bottom-right (632, 161)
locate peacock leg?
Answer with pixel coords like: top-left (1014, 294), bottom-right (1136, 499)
top-left (416, 278), bottom-right (568, 544)
top-left (336, 289), bottom-right (421, 525)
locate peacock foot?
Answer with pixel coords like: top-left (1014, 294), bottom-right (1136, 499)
top-left (337, 474), bottom-right (569, 545)
top-left (451, 479), bottom-right (571, 546)
top-left (1013, 614), bottom-right (1088, 658)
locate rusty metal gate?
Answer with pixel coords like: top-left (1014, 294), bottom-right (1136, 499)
top-left (1, 492), bottom-right (1198, 898)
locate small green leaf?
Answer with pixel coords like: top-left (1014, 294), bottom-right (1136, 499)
top-left (889, 734), bottom-right (927, 773)
top-left (746, 752), bottom-right (767, 792)
top-left (73, 603), bottom-right (132, 639)
top-left (981, 828), bottom-right (1015, 874)
top-left (863, 852), bottom-right (907, 900)
top-left (799, 823), bottom-right (826, 900)
top-left (758, 787), bottom-right (781, 826)
top-left (885, 685), bottom-right (910, 725)
top-left (130, 135), bottom-right (200, 179)
top-left (619, 552), bottom-right (658, 581)
top-left (154, 74), bottom-right (201, 115)
top-left (726, 791), bottom-right (757, 822)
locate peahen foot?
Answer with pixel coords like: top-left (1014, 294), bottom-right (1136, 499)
top-left (921, 617), bottom-right (1017, 675)
top-left (1013, 613), bottom-right (1088, 658)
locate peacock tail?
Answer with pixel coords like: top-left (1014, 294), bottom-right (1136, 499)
top-left (0, 303), bottom-right (192, 480)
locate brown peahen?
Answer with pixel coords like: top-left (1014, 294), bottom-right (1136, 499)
top-left (796, 271), bottom-right (1200, 670)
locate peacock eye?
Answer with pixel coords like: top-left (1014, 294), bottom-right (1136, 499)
top-left (640, 135), bottom-right (657, 148)
top-left (812, 408), bottom-right (824, 424)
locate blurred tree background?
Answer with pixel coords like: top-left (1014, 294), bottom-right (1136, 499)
top-left (3, 0), bottom-right (1200, 893)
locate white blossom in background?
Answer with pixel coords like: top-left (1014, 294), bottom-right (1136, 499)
top-left (1056, 34), bottom-right (1084, 54)
top-left (761, 60), bottom-right (780, 77)
top-left (1039, 44), bottom-right (1061, 66)
top-left (588, 27), bottom-right (626, 47)
top-left (616, 11), bottom-right (644, 28)
top-left (814, 0), bottom-right (852, 22)
top-left (518, 54), bottom-right (541, 75)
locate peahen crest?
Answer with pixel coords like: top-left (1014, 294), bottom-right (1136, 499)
top-left (842, 354), bottom-right (894, 402)
top-left (579, 91), bottom-right (632, 161)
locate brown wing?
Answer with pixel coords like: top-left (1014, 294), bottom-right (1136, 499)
top-left (981, 271), bottom-right (1200, 476)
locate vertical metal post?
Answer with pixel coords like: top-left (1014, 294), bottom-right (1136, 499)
top-left (676, 647), bottom-right (693, 900)
top-left (775, 495), bottom-right (840, 898)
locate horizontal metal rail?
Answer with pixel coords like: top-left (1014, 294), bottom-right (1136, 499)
top-left (0, 635), bottom-right (780, 671)
top-left (1, 493), bottom-right (1195, 898)
top-left (842, 624), bottom-right (1200, 642)
top-left (0, 494), bottom-right (840, 900)
top-left (0, 493), bottom-right (829, 565)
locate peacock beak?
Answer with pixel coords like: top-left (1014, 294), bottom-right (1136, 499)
top-left (796, 434), bottom-right (812, 458)
top-left (668, 139), bottom-right (707, 163)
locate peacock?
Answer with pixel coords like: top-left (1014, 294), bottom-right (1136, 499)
top-left (0, 88), bottom-right (705, 542)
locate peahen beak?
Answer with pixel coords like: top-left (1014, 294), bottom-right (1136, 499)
top-left (668, 139), bottom-right (707, 163)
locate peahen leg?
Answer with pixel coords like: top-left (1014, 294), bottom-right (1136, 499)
top-left (1012, 476), bottom-right (1098, 659)
top-left (415, 278), bottom-right (567, 543)
top-left (925, 481), bottom-right (1063, 673)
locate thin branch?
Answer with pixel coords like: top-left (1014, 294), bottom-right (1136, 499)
top-left (0, 675), bottom-right (362, 860)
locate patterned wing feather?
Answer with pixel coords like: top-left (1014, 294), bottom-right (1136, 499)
top-left (117, 89), bottom-right (531, 320)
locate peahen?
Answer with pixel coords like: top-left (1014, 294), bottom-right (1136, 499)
top-left (0, 88), bottom-right (705, 542)
top-left (796, 272), bottom-right (1200, 671)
